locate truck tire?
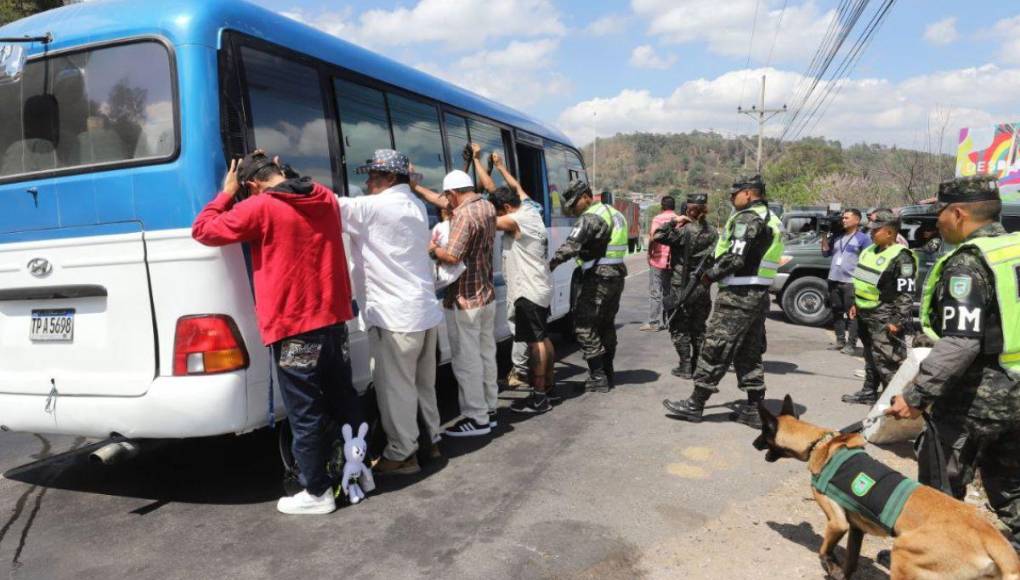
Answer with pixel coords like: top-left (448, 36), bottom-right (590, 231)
top-left (780, 276), bottom-right (832, 327)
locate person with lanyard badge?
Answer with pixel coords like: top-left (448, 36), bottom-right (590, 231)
top-left (662, 175), bottom-right (784, 428)
top-left (653, 192), bottom-right (718, 379)
top-left (843, 209), bottom-right (917, 406)
top-left (822, 209), bottom-right (870, 355)
top-left (886, 175), bottom-right (1020, 551)
top-left (548, 180), bottom-right (628, 393)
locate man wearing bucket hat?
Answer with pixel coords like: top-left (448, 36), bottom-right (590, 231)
top-left (887, 175), bottom-right (1020, 550)
top-left (339, 149), bottom-right (444, 474)
top-left (662, 175), bottom-right (784, 428)
top-left (548, 180), bottom-right (628, 393)
top-left (843, 209), bottom-right (917, 406)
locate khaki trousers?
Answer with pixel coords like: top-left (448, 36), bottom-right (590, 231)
top-left (370, 326), bottom-right (440, 461)
top-left (445, 303), bottom-right (498, 424)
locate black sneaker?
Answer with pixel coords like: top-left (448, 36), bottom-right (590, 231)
top-left (730, 403), bottom-right (762, 429)
top-left (488, 410), bottom-right (498, 428)
top-left (510, 394), bottom-right (552, 415)
top-left (662, 398), bottom-right (704, 422)
top-left (444, 418), bottom-right (491, 438)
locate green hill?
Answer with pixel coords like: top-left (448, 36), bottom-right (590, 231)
top-left (581, 132), bottom-right (954, 219)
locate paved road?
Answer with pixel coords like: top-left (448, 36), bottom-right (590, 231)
top-left (0, 253), bottom-right (875, 579)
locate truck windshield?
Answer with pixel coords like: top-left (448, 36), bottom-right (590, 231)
top-left (0, 40), bottom-right (175, 181)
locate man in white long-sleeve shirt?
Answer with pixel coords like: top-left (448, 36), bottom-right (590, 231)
top-left (339, 149), bottom-right (444, 475)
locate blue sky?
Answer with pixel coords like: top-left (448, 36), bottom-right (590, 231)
top-left (264, 0), bottom-right (1020, 151)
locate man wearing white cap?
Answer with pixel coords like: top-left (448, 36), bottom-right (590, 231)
top-left (415, 167), bottom-right (499, 437)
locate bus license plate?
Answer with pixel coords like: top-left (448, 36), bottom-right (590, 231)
top-left (30, 309), bottom-right (74, 342)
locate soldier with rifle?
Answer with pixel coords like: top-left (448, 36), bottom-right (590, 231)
top-left (654, 193), bottom-right (718, 379)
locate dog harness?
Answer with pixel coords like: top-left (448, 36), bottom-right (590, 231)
top-left (811, 447), bottom-right (920, 534)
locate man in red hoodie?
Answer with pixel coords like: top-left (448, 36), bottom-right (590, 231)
top-left (192, 151), bottom-right (358, 516)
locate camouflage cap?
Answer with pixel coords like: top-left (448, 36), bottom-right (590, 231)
top-left (686, 192), bottom-right (708, 205)
top-left (560, 179), bottom-right (592, 210)
top-left (731, 174), bottom-right (765, 196)
top-left (868, 209), bottom-right (899, 230)
top-left (936, 175), bottom-right (1000, 208)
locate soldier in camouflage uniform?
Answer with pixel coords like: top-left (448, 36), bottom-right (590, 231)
top-left (842, 209), bottom-right (917, 405)
top-left (662, 176), bottom-right (784, 429)
top-left (549, 181), bottom-right (628, 393)
top-left (653, 192), bottom-right (718, 379)
top-left (888, 176), bottom-right (1020, 549)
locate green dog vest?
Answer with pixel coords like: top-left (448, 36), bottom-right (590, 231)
top-left (811, 448), bottom-right (920, 534)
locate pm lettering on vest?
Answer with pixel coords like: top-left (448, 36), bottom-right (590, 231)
top-left (943, 305), bottom-right (982, 333)
top-left (897, 278), bottom-right (916, 293)
top-left (731, 239), bottom-right (748, 255)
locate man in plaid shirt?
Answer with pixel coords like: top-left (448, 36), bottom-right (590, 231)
top-left (419, 168), bottom-right (499, 437)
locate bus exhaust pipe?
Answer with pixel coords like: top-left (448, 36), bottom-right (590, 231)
top-left (89, 440), bottom-right (139, 465)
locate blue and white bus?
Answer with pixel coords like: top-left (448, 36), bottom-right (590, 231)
top-left (0, 0), bottom-right (585, 440)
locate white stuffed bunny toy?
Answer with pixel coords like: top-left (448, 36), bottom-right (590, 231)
top-left (341, 422), bottom-right (375, 505)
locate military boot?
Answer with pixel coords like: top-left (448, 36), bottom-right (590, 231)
top-left (584, 356), bottom-right (610, 393)
top-left (604, 348), bottom-right (616, 389)
top-left (662, 387), bottom-right (712, 422)
top-left (842, 367), bottom-right (879, 405)
top-left (671, 335), bottom-right (692, 378)
top-left (731, 391), bottom-right (765, 429)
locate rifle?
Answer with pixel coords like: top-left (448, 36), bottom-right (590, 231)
top-left (663, 248), bottom-right (712, 327)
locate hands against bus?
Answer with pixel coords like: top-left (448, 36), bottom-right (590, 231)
top-left (222, 158), bottom-right (241, 198)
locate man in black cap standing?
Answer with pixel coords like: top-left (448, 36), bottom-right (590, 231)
top-left (549, 180), bottom-right (629, 392)
top-left (842, 209), bottom-right (916, 406)
top-left (654, 192), bottom-right (718, 379)
top-left (662, 175), bottom-right (784, 428)
top-left (887, 175), bottom-right (1020, 550)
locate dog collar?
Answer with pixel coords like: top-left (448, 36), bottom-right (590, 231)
top-left (806, 431), bottom-right (840, 457)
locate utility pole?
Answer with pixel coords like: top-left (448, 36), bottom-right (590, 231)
top-left (737, 74), bottom-right (787, 174)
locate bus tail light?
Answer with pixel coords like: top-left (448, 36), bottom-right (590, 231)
top-left (173, 315), bottom-right (249, 376)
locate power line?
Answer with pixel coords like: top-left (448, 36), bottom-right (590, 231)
top-left (788, 0), bottom-right (897, 140)
top-left (764, 0), bottom-right (790, 69)
top-left (738, 0), bottom-right (763, 108)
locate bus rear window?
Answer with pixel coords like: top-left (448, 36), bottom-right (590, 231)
top-left (0, 40), bottom-right (175, 181)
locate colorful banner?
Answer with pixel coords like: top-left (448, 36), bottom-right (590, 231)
top-left (956, 124), bottom-right (1020, 202)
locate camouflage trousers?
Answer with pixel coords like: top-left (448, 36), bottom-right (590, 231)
top-left (858, 311), bottom-right (906, 391)
top-left (574, 272), bottom-right (625, 361)
top-left (692, 291), bottom-right (768, 394)
top-left (668, 288), bottom-right (711, 372)
top-left (918, 414), bottom-right (1020, 543)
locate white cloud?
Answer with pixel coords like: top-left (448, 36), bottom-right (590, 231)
top-left (284, 0), bottom-right (565, 52)
top-left (992, 15), bottom-right (1020, 65)
top-left (630, 0), bottom-right (834, 64)
top-left (417, 39), bottom-right (571, 108)
top-left (629, 45), bottom-right (677, 70)
top-left (924, 17), bottom-right (958, 46)
top-left (586, 14), bottom-right (628, 36)
top-left (557, 65), bottom-right (1020, 150)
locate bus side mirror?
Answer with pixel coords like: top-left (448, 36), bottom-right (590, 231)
top-left (0, 44), bottom-right (27, 85)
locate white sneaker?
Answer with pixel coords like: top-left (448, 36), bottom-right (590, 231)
top-left (276, 489), bottom-right (336, 515)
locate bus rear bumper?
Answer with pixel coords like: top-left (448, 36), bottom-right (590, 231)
top-left (0, 373), bottom-right (248, 439)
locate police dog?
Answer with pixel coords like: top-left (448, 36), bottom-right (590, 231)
top-left (754, 395), bottom-right (1020, 580)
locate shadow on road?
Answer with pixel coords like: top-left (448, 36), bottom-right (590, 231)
top-left (766, 521), bottom-right (886, 579)
top-left (4, 430), bottom-right (284, 507)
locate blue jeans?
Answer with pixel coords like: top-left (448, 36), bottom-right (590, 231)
top-left (272, 323), bottom-right (362, 496)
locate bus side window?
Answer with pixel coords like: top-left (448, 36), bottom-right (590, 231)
top-left (467, 119), bottom-right (510, 189)
top-left (545, 144), bottom-right (569, 218)
top-left (388, 92), bottom-right (445, 226)
top-left (240, 47), bottom-right (332, 188)
top-left (334, 79), bottom-right (393, 197)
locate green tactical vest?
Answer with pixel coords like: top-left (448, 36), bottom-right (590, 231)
top-left (713, 203), bottom-right (785, 287)
top-left (920, 232), bottom-right (1020, 379)
top-left (577, 202), bottom-right (629, 271)
top-left (852, 244), bottom-right (917, 310)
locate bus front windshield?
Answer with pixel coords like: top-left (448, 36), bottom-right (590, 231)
top-left (0, 40), bottom-right (175, 181)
